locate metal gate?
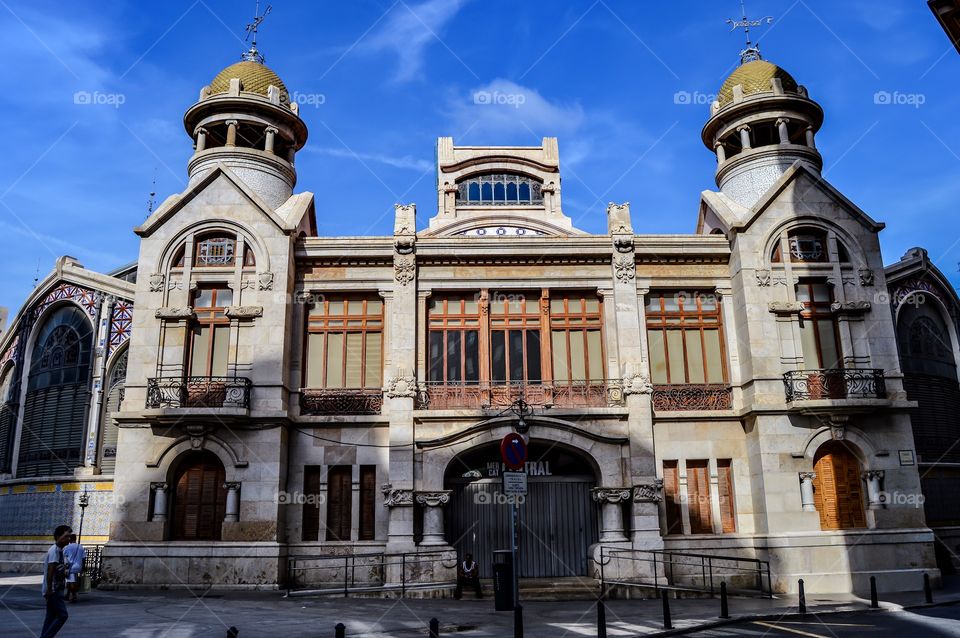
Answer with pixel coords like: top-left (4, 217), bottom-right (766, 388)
top-left (446, 477), bottom-right (598, 578)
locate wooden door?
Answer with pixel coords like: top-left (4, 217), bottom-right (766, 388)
top-left (813, 443), bottom-right (866, 530)
top-left (325, 465), bottom-right (353, 541)
top-left (686, 460), bottom-right (713, 534)
top-left (173, 453), bottom-right (226, 540)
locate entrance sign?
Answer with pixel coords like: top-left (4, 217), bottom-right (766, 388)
top-left (500, 433), bottom-right (528, 471)
top-left (502, 471), bottom-right (527, 495)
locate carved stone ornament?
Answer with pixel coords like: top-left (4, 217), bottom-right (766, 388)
top-left (798, 472), bottom-right (816, 482)
top-left (415, 490), bottom-right (452, 507)
top-left (225, 305), bottom-right (264, 319)
top-left (858, 268), bottom-right (875, 286)
top-left (185, 423), bottom-right (215, 449)
top-left (149, 273), bottom-right (165, 292)
top-left (155, 306), bottom-right (194, 320)
top-left (150, 482), bottom-right (169, 492)
top-left (167, 278), bottom-right (183, 291)
top-left (613, 234), bottom-right (634, 253)
top-left (831, 424), bottom-right (845, 441)
top-left (613, 255), bottom-right (635, 283)
top-left (622, 371), bottom-right (653, 395)
top-left (381, 484), bottom-right (413, 507)
top-left (862, 470), bottom-right (884, 481)
top-left (591, 487), bottom-right (632, 504)
top-left (830, 300), bottom-right (872, 314)
top-left (768, 301), bottom-right (805, 314)
top-left (257, 271), bottom-right (275, 291)
top-left (385, 371), bottom-right (418, 398)
top-left (633, 479), bottom-right (664, 503)
top-left (395, 255), bottom-right (416, 286)
top-left (756, 269), bottom-right (771, 287)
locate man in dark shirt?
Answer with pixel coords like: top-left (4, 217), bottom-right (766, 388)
top-left (40, 524), bottom-right (72, 638)
top-left (454, 553), bottom-right (482, 599)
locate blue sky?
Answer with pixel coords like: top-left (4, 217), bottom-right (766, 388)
top-left (1, 0), bottom-right (959, 313)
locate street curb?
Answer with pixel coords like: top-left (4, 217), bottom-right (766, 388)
top-left (642, 597), bottom-right (960, 637)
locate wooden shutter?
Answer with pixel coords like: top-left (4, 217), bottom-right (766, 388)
top-left (662, 461), bottom-right (683, 534)
top-left (325, 466), bottom-right (353, 541)
top-left (717, 459), bottom-right (736, 533)
top-left (172, 454), bottom-right (225, 540)
top-left (686, 460), bottom-right (713, 534)
top-left (813, 443), bottom-right (866, 530)
top-left (358, 465), bottom-right (377, 540)
top-left (301, 466), bottom-right (322, 541)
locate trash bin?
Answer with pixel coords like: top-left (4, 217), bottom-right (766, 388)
top-left (492, 549), bottom-right (514, 611)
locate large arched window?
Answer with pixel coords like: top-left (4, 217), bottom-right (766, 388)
top-left (771, 227), bottom-right (850, 264)
top-left (98, 349), bottom-right (127, 474)
top-left (897, 301), bottom-right (957, 379)
top-left (17, 306), bottom-right (93, 478)
top-left (170, 451), bottom-right (226, 541)
top-left (456, 174), bottom-right (543, 205)
top-left (0, 365), bottom-right (16, 472)
top-left (812, 441), bottom-right (866, 530)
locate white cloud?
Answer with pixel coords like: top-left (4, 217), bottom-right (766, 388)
top-left (361, 0), bottom-right (469, 83)
top-left (306, 146), bottom-right (433, 172)
top-left (446, 79), bottom-right (585, 140)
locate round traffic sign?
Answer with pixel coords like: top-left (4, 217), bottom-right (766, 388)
top-left (500, 433), bottom-right (528, 471)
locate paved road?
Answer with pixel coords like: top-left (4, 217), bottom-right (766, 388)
top-left (687, 606), bottom-right (960, 637)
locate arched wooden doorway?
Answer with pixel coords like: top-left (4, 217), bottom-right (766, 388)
top-left (812, 441), bottom-right (866, 530)
top-left (171, 451), bottom-right (226, 540)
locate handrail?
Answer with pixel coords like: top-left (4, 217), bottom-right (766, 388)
top-left (597, 546), bottom-right (772, 599)
top-left (417, 379), bottom-right (623, 409)
top-left (285, 550), bottom-right (457, 597)
top-left (783, 368), bottom-right (885, 401)
top-left (146, 376), bottom-right (252, 409)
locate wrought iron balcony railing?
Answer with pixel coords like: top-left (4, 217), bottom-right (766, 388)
top-left (416, 380), bottom-right (622, 410)
top-left (651, 384), bottom-right (733, 411)
top-left (299, 388), bottom-right (384, 415)
top-left (783, 368), bottom-right (886, 402)
top-left (146, 377), bottom-right (252, 409)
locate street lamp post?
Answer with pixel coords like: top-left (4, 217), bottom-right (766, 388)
top-left (77, 488), bottom-right (90, 544)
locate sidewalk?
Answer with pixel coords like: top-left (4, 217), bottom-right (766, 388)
top-left (0, 573), bottom-right (958, 637)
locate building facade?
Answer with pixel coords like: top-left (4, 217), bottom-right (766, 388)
top-left (0, 47), bottom-right (955, 594)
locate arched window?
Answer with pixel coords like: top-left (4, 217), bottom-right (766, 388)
top-left (456, 174), bottom-right (543, 205)
top-left (771, 228), bottom-right (851, 264)
top-left (812, 441), bottom-right (866, 530)
top-left (909, 316), bottom-right (951, 360)
top-left (98, 349), bottom-right (127, 474)
top-left (898, 301), bottom-right (957, 379)
top-left (17, 306), bottom-right (93, 478)
top-left (195, 234), bottom-right (236, 267)
top-left (170, 451), bottom-right (226, 541)
top-left (0, 365), bottom-right (16, 472)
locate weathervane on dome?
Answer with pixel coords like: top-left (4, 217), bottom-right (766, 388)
top-left (242, 1), bottom-right (272, 64)
top-left (726, 0), bottom-right (774, 64)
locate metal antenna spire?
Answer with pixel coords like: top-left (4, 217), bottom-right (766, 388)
top-left (242, 1), bottom-right (272, 64)
top-left (32, 259), bottom-right (40, 289)
top-left (146, 170), bottom-right (157, 214)
top-left (726, 0), bottom-right (774, 64)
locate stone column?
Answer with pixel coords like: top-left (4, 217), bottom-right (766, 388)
top-left (264, 127), bottom-right (278, 154)
top-left (777, 118), bottom-right (790, 144)
top-left (714, 141), bottom-right (726, 163)
top-left (863, 470), bottom-right (884, 509)
top-left (738, 125), bottom-right (752, 149)
top-left (805, 126), bottom-right (816, 149)
top-left (151, 482), bottom-right (168, 522)
top-left (225, 120), bottom-right (238, 147)
top-left (798, 472), bottom-right (817, 512)
top-left (592, 488), bottom-right (631, 542)
top-left (195, 127), bottom-right (207, 153)
top-left (416, 491), bottom-right (452, 546)
top-left (224, 482), bottom-right (240, 522)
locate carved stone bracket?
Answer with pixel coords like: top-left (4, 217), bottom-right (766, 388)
top-left (632, 479), bottom-right (664, 503)
top-left (382, 484), bottom-right (413, 507)
top-left (768, 301), bottom-right (805, 315)
top-left (415, 490), bottom-right (452, 507)
top-left (155, 306), bottom-right (194, 320)
top-left (831, 300), bottom-right (872, 315)
top-left (385, 370), bottom-right (418, 398)
top-left (591, 487), bottom-right (632, 504)
top-left (185, 423), bottom-right (216, 449)
top-left (858, 268), bottom-right (875, 286)
top-left (622, 371), bottom-right (653, 395)
top-left (225, 305), bottom-right (264, 319)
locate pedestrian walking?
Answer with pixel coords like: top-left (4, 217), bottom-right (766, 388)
top-left (40, 524), bottom-right (72, 638)
top-left (63, 534), bottom-right (85, 603)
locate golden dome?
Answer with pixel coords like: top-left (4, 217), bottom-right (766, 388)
top-left (717, 60), bottom-right (799, 108)
top-left (208, 61), bottom-right (289, 104)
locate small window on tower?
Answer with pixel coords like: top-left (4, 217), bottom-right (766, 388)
top-left (195, 234), bottom-right (236, 267)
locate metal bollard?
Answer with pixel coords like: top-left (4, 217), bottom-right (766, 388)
top-left (514, 604), bottom-right (524, 638)
top-left (870, 576), bottom-right (878, 609)
top-left (798, 578), bottom-right (806, 615)
top-left (429, 618), bottom-right (439, 638)
top-left (335, 622), bottom-right (345, 638)
top-left (719, 581), bottom-right (730, 619)
top-left (661, 589), bottom-right (672, 630)
top-left (924, 573), bottom-right (933, 604)
top-left (227, 628), bottom-right (238, 638)
top-left (597, 599), bottom-right (607, 638)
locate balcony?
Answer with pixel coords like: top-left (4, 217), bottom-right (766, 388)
top-left (416, 380), bottom-right (621, 410)
top-left (146, 377), bottom-right (252, 409)
top-left (299, 388), bottom-right (384, 415)
top-left (652, 384), bottom-right (733, 411)
top-left (783, 369), bottom-right (886, 402)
